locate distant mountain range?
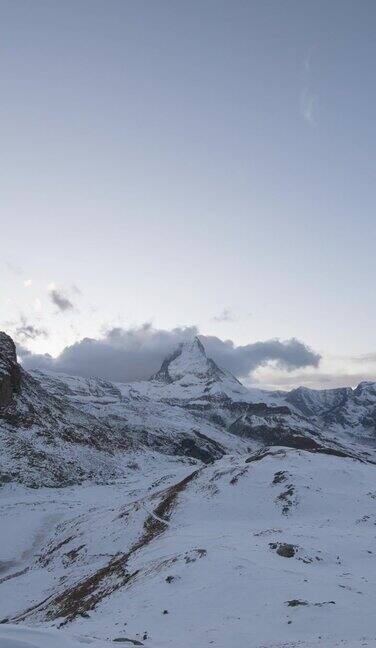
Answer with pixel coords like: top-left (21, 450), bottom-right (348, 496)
top-left (1, 331), bottom-right (376, 487)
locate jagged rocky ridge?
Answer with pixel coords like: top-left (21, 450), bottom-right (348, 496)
top-left (1, 332), bottom-right (376, 487)
top-left (0, 333), bottom-right (21, 408)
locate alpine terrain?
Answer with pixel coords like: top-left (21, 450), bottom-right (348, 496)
top-left (1, 330), bottom-right (376, 648)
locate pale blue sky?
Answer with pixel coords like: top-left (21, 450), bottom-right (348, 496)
top-left (1, 1), bottom-right (376, 388)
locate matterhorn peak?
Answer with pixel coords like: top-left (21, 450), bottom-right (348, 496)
top-left (178, 336), bottom-right (207, 360)
top-left (150, 336), bottom-right (246, 397)
top-left (152, 336), bottom-right (210, 384)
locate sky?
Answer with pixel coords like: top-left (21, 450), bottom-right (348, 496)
top-left (1, 0), bottom-right (376, 389)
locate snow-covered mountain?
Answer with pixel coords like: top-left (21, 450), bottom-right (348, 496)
top-left (1, 331), bottom-right (376, 486)
top-left (1, 331), bottom-right (376, 647)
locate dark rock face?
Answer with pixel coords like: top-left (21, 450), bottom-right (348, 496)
top-left (0, 332), bottom-right (21, 408)
top-left (152, 346), bottom-right (182, 383)
top-left (179, 431), bottom-right (225, 463)
top-left (228, 409), bottom-right (321, 451)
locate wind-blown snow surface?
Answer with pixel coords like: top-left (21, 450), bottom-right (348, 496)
top-left (0, 624), bottom-right (110, 648)
top-left (1, 449), bottom-right (376, 647)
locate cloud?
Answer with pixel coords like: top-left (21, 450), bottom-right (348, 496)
top-left (50, 289), bottom-right (74, 312)
top-left (251, 370), bottom-right (376, 391)
top-left (248, 346), bottom-right (376, 390)
top-left (3, 315), bottom-right (49, 343)
top-left (202, 335), bottom-right (320, 377)
top-left (213, 309), bottom-right (236, 323)
top-left (16, 324), bottom-right (49, 342)
top-left (351, 352), bottom-right (376, 364)
top-left (14, 317), bottom-right (49, 342)
top-left (23, 279), bottom-right (33, 288)
top-left (300, 46), bottom-right (319, 127)
top-left (213, 309), bottom-right (252, 323)
top-left (19, 324), bottom-right (320, 383)
top-left (300, 88), bottom-right (319, 126)
top-left (16, 344), bottom-right (32, 358)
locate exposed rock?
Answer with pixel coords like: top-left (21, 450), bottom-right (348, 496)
top-left (112, 639), bottom-right (143, 645)
top-left (286, 599), bottom-right (308, 607)
top-left (272, 470), bottom-right (288, 484)
top-left (0, 332), bottom-right (21, 408)
top-left (269, 542), bottom-right (296, 558)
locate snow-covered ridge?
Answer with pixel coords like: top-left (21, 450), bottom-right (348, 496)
top-left (152, 337), bottom-right (234, 384)
top-left (1, 332), bottom-right (376, 487)
top-left (147, 336), bottom-right (247, 400)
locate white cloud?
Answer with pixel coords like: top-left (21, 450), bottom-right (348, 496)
top-left (213, 308), bottom-right (236, 323)
top-left (250, 351), bottom-right (376, 391)
top-left (300, 88), bottom-right (319, 126)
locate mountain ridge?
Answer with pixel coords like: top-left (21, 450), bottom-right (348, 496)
top-left (1, 331), bottom-right (376, 487)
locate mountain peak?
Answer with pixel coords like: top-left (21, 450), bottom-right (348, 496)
top-left (152, 336), bottom-right (224, 385)
top-left (178, 336), bottom-right (207, 361)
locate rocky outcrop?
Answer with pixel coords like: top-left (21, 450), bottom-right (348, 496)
top-left (0, 332), bottom-right (21, 408)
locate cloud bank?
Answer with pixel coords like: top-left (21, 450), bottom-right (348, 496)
top-left (49, 289), bottom-right (74, 312)
top-left (15, 322), bottom-right (49, 342)
top-left (213, 309), bottom-right (236, 323)
top-left (19, 323), bottom-right (320, 383)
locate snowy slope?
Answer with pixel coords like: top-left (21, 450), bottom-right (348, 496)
top-left (1, 448), bottom-right (376, 647)
top-left (0, 624), bottom-right (112, 648)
